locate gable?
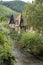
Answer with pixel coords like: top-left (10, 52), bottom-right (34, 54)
top-left (9, 13), bottom-right (24, 25)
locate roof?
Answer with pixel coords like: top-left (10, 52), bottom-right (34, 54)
top-left (9, 13), bottom-right (23, 24)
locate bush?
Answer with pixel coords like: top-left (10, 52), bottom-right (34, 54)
top-left (0, 15), bottom-right (7, 22)
top-left (20, 32), bottom-right (43, 56)
top-left (8, 29), bottom-right (21, 42)
top-left (0, 31), bottom-right (15, 65)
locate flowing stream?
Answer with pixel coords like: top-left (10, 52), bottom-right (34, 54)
top-left (14, 43), bottom-right (43, 65)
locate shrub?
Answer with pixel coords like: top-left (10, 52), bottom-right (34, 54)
top-left (20, 32), bottom-right (43, 56)
top-left (8, 29), bottom-right (22, 42)
top-left (0, 15), bottom-right (7, 22)
top-left (0, 31), bottom-right (15, 65)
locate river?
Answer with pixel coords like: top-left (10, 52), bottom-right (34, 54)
top-left (14, 42), bottom-right (43, 65)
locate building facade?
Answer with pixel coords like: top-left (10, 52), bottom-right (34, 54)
top-left (9, 14), bottom-right (26, 33)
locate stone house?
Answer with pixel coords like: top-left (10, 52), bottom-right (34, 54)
top-left (9, 14), bottom-right (26, 33)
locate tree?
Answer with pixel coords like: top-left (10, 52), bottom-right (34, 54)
top-left (23, 3), bottom-right (36, 27)
top-left (35, 0), bottom-right (43, 4)
top-left (23, 2), bottom-right (43, 32)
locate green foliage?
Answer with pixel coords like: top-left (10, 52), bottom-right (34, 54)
top-left (0, 15), bottom-right (7, 22)
top-left (8, 29), bottom-right (19, 41)
top-left (23, 3), bottom-right (43, 31)
top-left (35, 0), bottom-right (43, 4)
top-left (0, 4), bottom-right (17, 22)
top-left (8, 29), bottom-right (25, 42)
top-left (0, 4), bottom-right (16, 21)
top-left (2, 1), bottom-right (26, 12)
top-left (19, 32), bottom-right (43, 56)
top-left (0, 31), bottom-right (15, 65)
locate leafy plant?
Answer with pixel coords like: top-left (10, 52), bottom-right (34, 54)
top-left (19, 32), bottom-right (43, 56)
top-left (0, 31), bottom-right (15, 65)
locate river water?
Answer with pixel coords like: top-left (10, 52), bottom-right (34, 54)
top-left (14, 43), bottom-right (43, 65)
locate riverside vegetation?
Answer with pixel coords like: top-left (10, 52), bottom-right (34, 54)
top-left (0, 31), bottom-right (15, 65)
top-left (9, 30), bottom-right (43, 60)
top-left (0, 0), bottom-right (43, 65)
